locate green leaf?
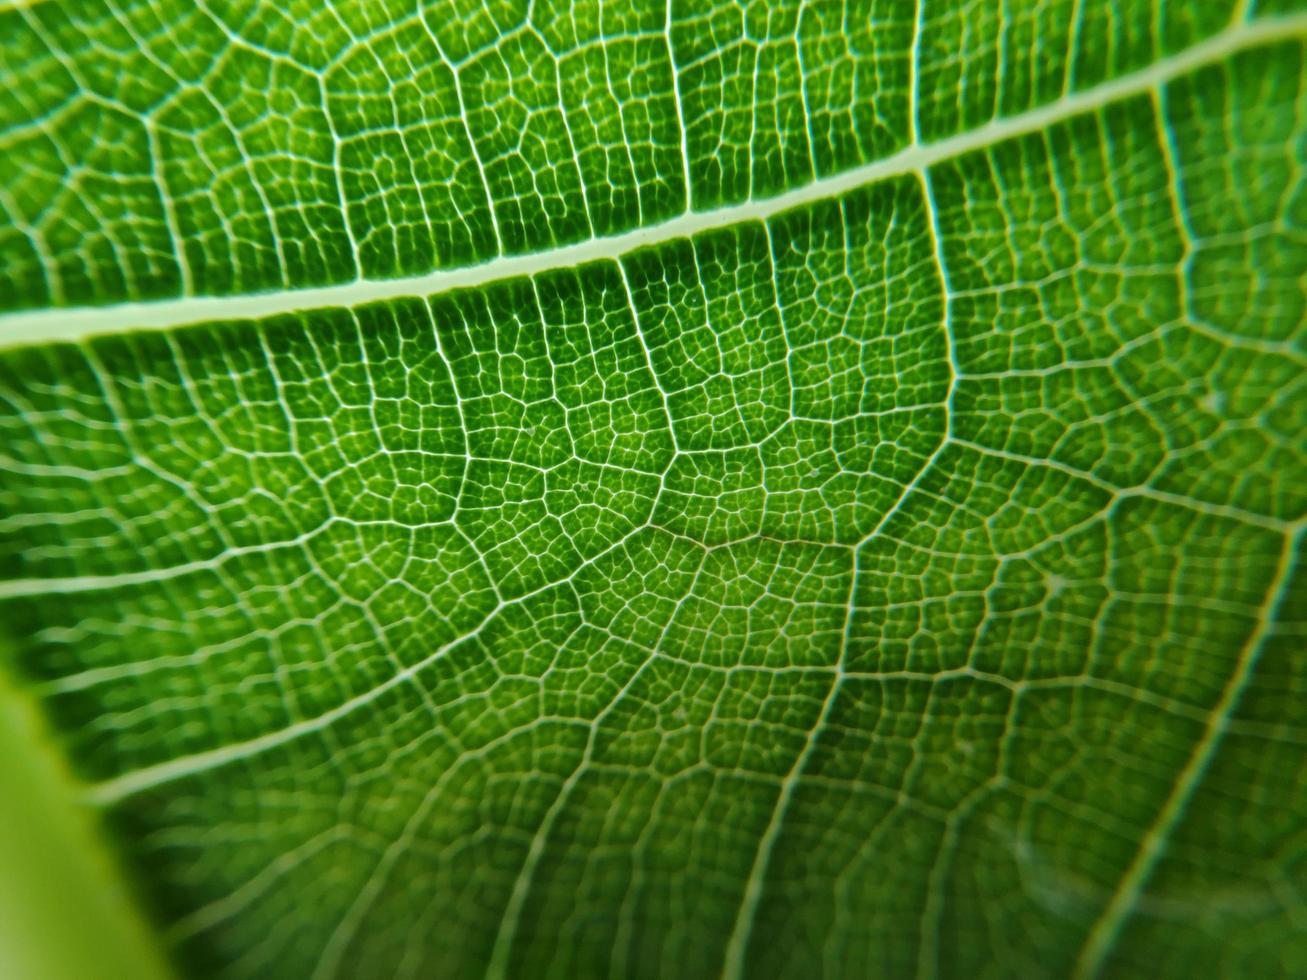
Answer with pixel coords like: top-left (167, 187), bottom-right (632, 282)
top-left (1, 3), bottom-right (1304, 978)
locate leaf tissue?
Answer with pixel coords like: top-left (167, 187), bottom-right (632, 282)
top-left (0, 1), bottom-right (1304, 978)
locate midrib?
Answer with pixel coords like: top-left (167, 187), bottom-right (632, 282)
top-left (0, 12), bottom-right (1301, 351)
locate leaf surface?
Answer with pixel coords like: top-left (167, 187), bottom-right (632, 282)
top-left (1, 3), bottom-right (1305, 978)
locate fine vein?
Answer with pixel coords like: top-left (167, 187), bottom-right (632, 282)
top-left (0, 13), bottom-right (1299, 350)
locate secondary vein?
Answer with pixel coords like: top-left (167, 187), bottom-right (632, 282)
top-left (0, 13), bottom-right (1300, 350)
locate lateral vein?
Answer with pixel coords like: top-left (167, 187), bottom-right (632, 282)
top-left (0, 13), bottom-right (1301, 350)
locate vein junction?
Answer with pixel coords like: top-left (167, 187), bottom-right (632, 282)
top-left (0, 7), bottom-right (1304, 980)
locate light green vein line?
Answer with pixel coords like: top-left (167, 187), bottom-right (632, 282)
top-left (0, 12), bottom-right (1300, 350)
top-left (1071, 523), bottom-right (1305, 980)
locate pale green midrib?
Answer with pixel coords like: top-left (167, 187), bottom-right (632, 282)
top-left (0, 12), bottom-right (1301, 352)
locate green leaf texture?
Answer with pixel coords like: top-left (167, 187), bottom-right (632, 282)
top-left (1, 2), bottom-right (1305, 978)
